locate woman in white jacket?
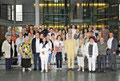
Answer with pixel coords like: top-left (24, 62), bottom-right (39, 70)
top-left (86, 37), bottom-right (98, 72)
top-left (76, 35), bottom-right (85, 72)
top-left (39, 37), bottom-right (49, 72)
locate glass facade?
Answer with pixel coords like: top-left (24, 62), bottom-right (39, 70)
top-left (82, 0), bottom-right (119, 40)
top-left (43, 0), bottom-right (70, 28)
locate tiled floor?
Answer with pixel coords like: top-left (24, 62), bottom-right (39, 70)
top-left (0, 68), bottom-right (120, 81)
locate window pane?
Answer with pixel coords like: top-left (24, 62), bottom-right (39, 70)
top-left (12, 5), bottom-right (23, 21)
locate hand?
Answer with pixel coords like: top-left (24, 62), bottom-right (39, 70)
top-left (42, 51), bottom-right (45, 55)
top-left (75, 54), bottom-right (77, 58)
top-left (83, 55), bottom-right (85, 58)
top-left (22, 54), bottom-right (25, 58)
top-left (113, 52), bottom-right (116, 55)
top-left (3, 53), bottom-right (5, 56)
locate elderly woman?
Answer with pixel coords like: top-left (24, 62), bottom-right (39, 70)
top-left (5, 27), bottom-right (12, 37)
top-left (2, 35), bottom-right (14, 70)
top-left (76, 35), bottom-right (85, 72)
top-left (20, 37), bottom-right (32, 72)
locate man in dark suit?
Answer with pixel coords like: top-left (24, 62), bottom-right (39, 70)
top-left (32, 33), bottom-right (42, 70)
top-left (107, 33), bottom-right (118, 71)
top-left (74, 28), bottom-right (80, 40)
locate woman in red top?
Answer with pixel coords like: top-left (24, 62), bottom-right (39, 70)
top-left (55, 35), bottom-right (63, 71)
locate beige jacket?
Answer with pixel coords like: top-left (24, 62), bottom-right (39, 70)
top-left (2, 40), bottom-right (14, 58)
top-left (65, 38), bottom-right (76, 56)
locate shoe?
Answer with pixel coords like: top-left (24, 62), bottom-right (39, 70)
top-left (22, 68), bottom-right (25, 72)
top-left (82, 70), bottom-right (84, 72)
top-left (56, 68), bottom-right (59, 71)
top-left (89, 71), bottom-right (92, 73)
top-left (17, 65), bottom-right (21, 68)
top-left (59, 68), bottom-right (62, 71)
top-left (77, 69), bottom-right (80, 71)
top-left (33, 69), bottom-right (37, 71)
top-left (103, 70), bottom-right (106, 72)
top-left (92, 71), bottom-right (96, 73)
top-left (41, 70), bottom-right (44, 72)
top-left (28, 68), bottom-right (32, 72)
top-left (46, 70), bottom-right (48, 72)
top-left (68, 68), bottom-right (71, 71)
top-left (98, 70), bottom-right (100, 72)
top-left (72, 68), bottom-right (74, 71)
top-left (39, 68), bottom-right (42, 71)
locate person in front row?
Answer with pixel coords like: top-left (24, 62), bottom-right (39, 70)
top-left (39, 37), bottom-right (49, 72)
top-left (32, 33), bottom-right (42, 71)
top-left (107, 33), bottom-right (118, 71)
top-left (86, 37), bottom-right (98, 72)
top-left (97, 38), bottom-right (107, 72)
top-left (2, 35), bottom-right (14, 70)
top-left (65, 33), bottom-right (76, 71)
top-left (55, 35), bottom-right (63, 71)
top-left (20, 37), bottom-right (32, 72)
top-left (76, 35), bottom-right (85, 72)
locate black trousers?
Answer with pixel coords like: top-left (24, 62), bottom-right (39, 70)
top-left (107, 50), bottom-right (117, 70)
top-left (98, 55), bottom-right (106, 70)
top-left (5, 58), bottom-right (12, 70)
top-left (34, 53), bottom-right (41, 70)
top-left (56, 52), bottom-right (62, 68)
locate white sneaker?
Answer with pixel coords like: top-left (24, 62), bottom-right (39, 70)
top-left (41, 70), bottom-right (44, 72)
top-left (77, 69), bottom-right (80, 71)
top-left (22, 68), bottom-right (25, 72)
top-left (82, 70), bottom-right (84, 72)
top-left (59, 68), bottom-right (62, 71)
top-left (46, 70), bottom-right (48, 72)
top-left (28, 68), bottom-right (31, 72)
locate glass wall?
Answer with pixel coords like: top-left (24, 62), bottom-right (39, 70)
top-left (43, 0), bottom-right (70, 28)
top-left (82, 0), bottom-right (119, 40)
top-left (12, 5), bottom-right (23, 21)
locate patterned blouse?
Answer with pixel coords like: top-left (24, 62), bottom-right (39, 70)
top-left (20, 42), bottom-right (32, 58)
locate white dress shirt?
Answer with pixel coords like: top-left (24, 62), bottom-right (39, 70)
top-left (72, 29), bottom-right (76, 38)
top-left (36, 38), bottom-right (40, 53)
top-left (107, 37), bottom-right (113, 49)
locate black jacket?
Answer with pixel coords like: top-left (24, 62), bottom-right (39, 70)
top-left (31, 38), bottom-right (42, 54)
top-left (111, 38), bottom-right (118, 52)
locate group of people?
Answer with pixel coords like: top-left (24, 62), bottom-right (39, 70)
top-left (2, 24), bottom-right (118, 73)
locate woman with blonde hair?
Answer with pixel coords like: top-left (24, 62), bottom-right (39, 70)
top-left (76, 35), bottom-right (85, 72)
top-left (20, 37), bottom-right (32, 72)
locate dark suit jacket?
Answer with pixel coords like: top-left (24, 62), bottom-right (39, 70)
top-left (74, 33), bottom-right (80, 40)
top-left (111, 38), bottom-right (118, 53)
top-left (31, 38), bottom-right (42, 54)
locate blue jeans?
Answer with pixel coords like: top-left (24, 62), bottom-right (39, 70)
top-left (48, 53), bottom-right (52, 63)
top-left (34, 53), bottom-right (41, 70)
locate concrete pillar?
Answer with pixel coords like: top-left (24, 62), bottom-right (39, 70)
top-left (35, 0), bottom-right (40, 29)
top-left (13, 0), bottom-right (16, 28)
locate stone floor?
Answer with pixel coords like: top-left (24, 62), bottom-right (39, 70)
top-left (0, 68), bottom-right (120, 81)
